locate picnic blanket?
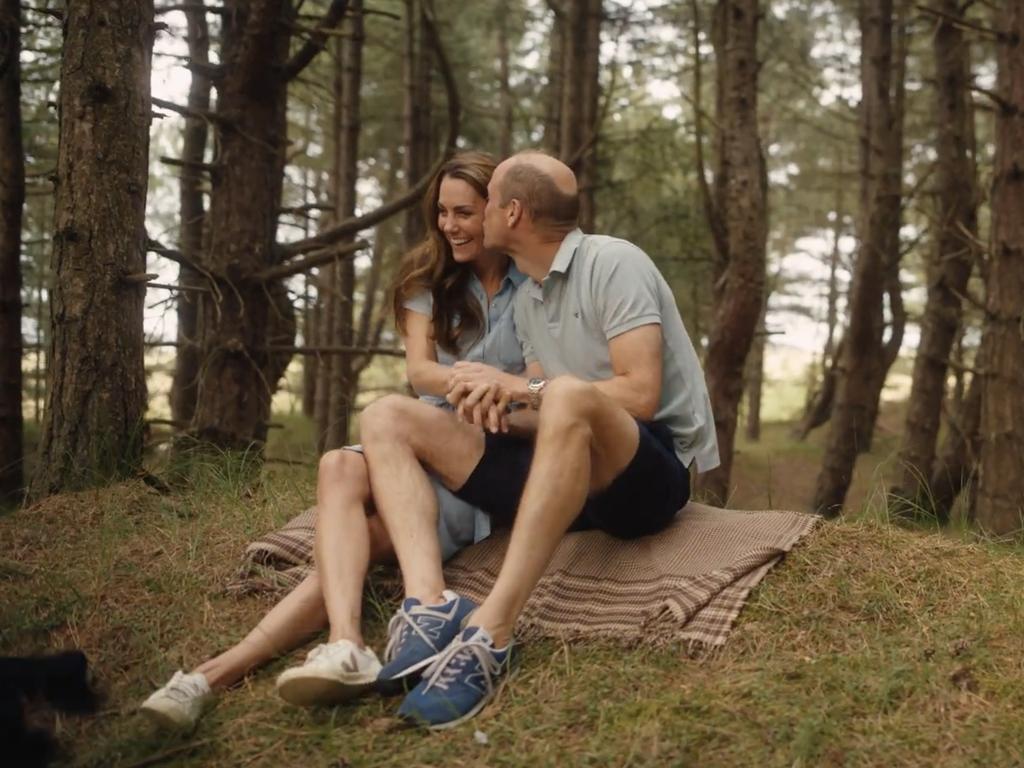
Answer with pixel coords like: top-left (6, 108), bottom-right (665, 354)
top-left (231, 502), bottom-right (819, 648)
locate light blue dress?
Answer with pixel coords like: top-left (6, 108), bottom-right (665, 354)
top-left (402, 264), bottom-right (526, 559)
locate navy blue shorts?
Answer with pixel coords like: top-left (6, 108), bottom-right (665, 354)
top-left (453, 420), bottom-right (690, 539)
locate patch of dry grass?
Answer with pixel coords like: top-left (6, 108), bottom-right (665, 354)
top-left (4, 448), bottom-right (1024, 766)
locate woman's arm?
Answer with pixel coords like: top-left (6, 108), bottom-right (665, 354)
top-left (401, 309), bottom-right (453, 398)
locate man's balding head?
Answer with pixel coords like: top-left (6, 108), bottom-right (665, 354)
top-left (496, 151), bottom-right (580, 234)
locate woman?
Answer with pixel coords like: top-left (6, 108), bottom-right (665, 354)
top-left (140, 151), bottom-right (525, 729)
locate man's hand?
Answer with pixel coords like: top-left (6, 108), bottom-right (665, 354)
top-left (448, 379), bottom-right (513, 433)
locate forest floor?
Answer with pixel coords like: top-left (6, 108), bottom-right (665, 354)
top-left (4, 408), bottom-right (1024, 767)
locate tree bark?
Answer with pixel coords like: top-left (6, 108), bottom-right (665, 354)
top-left (402, 0), bottom-right (433, 247)
top-left (699, 0), bottom-right (768, 505)
top-left (744, 301), bottom-right (768, 442)
top-left (813, 0), bottom-right (905, 516)
top-left (897, 0), bottom-right (977, 505)
top-left (542, 3), bottom-right (565, 153)
top-left (975, 3), bottom-right (1024, 535)
top-left (496, 0), bottom-right (514, 157)
top-left (930, 366), bottom-right (981, 523)
top-left (0, 0), bottom-right (25, 502)
top-left (558, 0), bottom-right (602, 231)
top-left (169, 0), bottom-right (211, 427)
top-left (324, 0), bottom-right (363, 450)
top-left (30, 0), bottom-right (153, 499)
top-left (189, 0), bottom-right (299, 452)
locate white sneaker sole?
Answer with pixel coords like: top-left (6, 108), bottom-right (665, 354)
top-left (275, 669), bottom-right (379, 706)
top-left (139, 702), bottom-right (197, 731)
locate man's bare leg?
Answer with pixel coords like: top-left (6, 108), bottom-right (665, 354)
top-left (467, 377), bottom-right (640, 646)
top-left (360, 395), bottom-right (485, 604)
top-left (313, 449), bottom-right (393, 646)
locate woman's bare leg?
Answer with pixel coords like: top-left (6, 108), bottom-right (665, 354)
top-left (182, 450), bottom-right (394, 691)
top-left (193, 571), bottom-right (327, 691)
top-left (314, 449), bottom-right (394, 646)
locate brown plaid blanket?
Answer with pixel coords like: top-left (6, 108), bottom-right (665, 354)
top-left (231, 502), bottom-right (818, 648)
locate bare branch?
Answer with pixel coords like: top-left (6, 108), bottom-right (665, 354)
top-left (159, 156), bottom-right (220, 173)
top-left (258, 239), bottom-right (368, 282)
top-left (283, 0), bottom-right (350, 82)
top-left (155, 3), bottom-right (226, 14)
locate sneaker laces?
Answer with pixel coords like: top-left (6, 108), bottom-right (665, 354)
top-left (162, 672), bottom-right (208, 704)
top-left (384, 603), bottom-right (447, 662)
top-left (420, 635), bottom-right (503, 694)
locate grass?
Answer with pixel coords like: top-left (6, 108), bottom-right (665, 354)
top-left (4, 410), bottom-right (1024, 766)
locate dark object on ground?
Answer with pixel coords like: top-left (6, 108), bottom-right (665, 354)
top-left (0, 651), bottom-right (99, 768)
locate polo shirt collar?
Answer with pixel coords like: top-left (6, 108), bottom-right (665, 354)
top-left (549, 228), bottom-right (585, 276)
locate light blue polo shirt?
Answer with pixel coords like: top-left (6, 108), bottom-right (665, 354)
top-left (404, 264), bottom-right (527, 406)
top-left (513, 229), bottom-right (720, 472)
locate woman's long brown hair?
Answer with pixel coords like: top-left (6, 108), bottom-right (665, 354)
top-left (391, 151), bottom-right (497, 355)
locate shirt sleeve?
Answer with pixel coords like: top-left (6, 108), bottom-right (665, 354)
top-left (403, 289), bottom-right (433, 317)
top-left (513, 289), bottom-right (537, 365)
top-left (590, 240), bottom-right (663, 340)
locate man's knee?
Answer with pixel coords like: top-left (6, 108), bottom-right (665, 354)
top-left (540, 376), bottom-right (601, 425)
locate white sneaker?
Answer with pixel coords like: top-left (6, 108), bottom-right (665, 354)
top-left (140, 670), bottom-right (213, 730)
top-left (275, 639), bottom-right (382, 706)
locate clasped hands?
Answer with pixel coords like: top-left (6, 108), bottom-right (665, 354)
top-left (445, 361), bottom-right (520, 433)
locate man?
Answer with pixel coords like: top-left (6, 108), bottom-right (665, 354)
top-left (359, 151), bottom-right (719, 729)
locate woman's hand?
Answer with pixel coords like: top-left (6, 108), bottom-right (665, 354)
top-left (446, 361), bottom-right (518, 396)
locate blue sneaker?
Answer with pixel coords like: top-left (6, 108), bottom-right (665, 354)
top-left (376, 589), bottom-right (476, 694)
top-left (397, 626), bottom-right (512, 730)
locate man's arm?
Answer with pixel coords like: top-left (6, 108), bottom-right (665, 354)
top-left (588, 323), bottom-right (663, 421)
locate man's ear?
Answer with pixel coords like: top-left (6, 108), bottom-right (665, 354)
top-left (507, 199), bottom-right (524, 228)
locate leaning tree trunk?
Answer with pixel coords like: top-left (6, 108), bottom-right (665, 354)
top-left (813, 0), bottom-right (904, 517)
top-left (975, 3), bottom-right (1024, 535)
top-left (324, 0), bottom-right (364, 450)
top-left (169, 0), bottom-right (211, 427)
top-left (190, 0), bottom-right (297, 451)
top-left (30, 0), bottom-right (153, 499)
top-left (0, 0), bottom-right (25, 502)
top-left (699, 0), bottom-right (768, 506)
top-left (896, 0), bottom-right (977, 504)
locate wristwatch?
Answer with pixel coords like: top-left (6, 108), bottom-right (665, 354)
top-left (527, 377), bottom-right (548, 410)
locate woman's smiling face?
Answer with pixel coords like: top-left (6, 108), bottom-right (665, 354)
top-left (437, 176), bottom-right (487, 264)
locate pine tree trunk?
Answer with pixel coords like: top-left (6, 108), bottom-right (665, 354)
top-left (190, 0), bottom-right (296, 451)
top-left (744, 302), bottom-right (767, 442)
top-left (402, 0), bottom-right (432, 247)
top-left (496, 0), bottom-right (514, 157)
top-left (325, 1), bottom-right (364, 450)
top-left (700, 0), bottom-right (768, 505)
top-left (813, 0), bottom-right (904, 516)
top-left (558, 0), bottom-right (601, 230)
top-left (897, 0), bottom-right (977, 505)
top-left (170, 0), bottom-right (211, 427)
top-left (0, 0), bottom-right (25, 502)
top-left (975, 3), bottom-right (1024, 534)
top-left (930, 366), bottom-right (981, 523)
top-left (31, 0), bottom-right (153, 499)
top-left (302, 277), bottom-right (317, 417)
top-left (542, 4), bottom-right (565, 153)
